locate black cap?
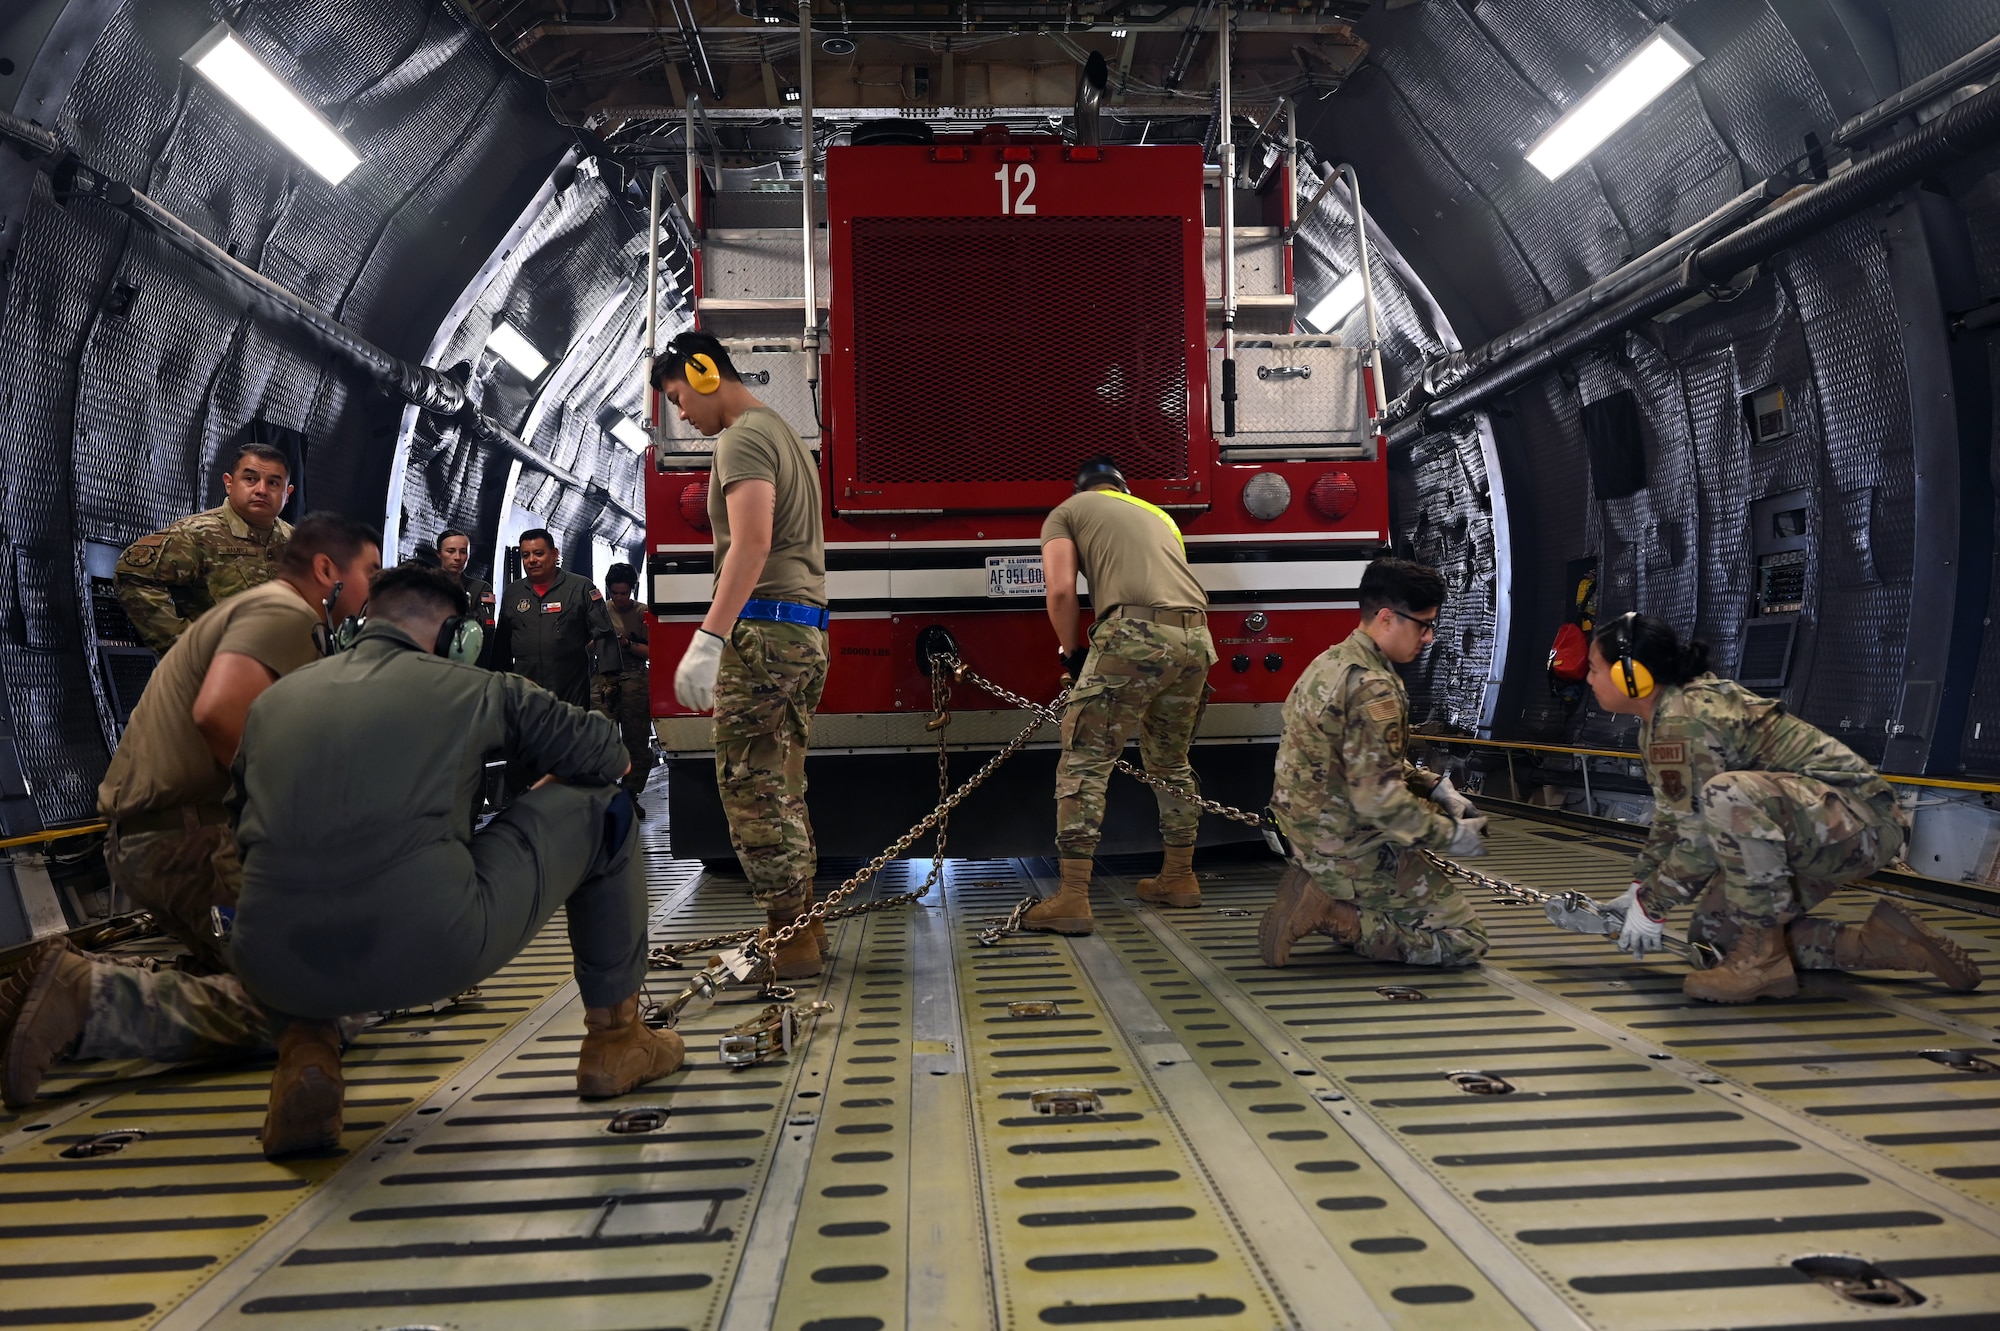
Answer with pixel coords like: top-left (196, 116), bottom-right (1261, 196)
top-left (1074, 454), bottom-right (1128, 493)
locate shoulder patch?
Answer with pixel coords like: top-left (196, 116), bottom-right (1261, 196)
top-left (1365, 695), bottom-right (1402, 723)
top-left (590, 587), bottom-right (603, 601)
top-left (1649, 741), bottom-right (1686, 765)
top-left (118, 537), bottom-right (162, 570)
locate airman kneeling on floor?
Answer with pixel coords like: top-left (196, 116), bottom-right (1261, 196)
top-left (1587, 612), bottom-right (1980, 1003)
top-left (1260, 557), bottom-right (1491, 969)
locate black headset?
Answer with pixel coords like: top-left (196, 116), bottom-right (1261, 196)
top-left (1606, 611), bottom-right (1657, 699)
top-left (1073, 456), bottom-right (1129, 493)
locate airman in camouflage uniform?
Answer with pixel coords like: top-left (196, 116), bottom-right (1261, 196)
top-left (115, 443), bottom-right (295, 654)
top-left (712, 620), bottom-right (825, 896)
top-left (1260, 558), bottom-right (1491, 969)
top-left (1593, 613), bottom-right (1979, 1001)
top-left (1023, 456), bottom-right (1217, 934)
top-left (595, 564), bottom-right (657, 807)
top-left (656, 332), bottom-right (831, 981)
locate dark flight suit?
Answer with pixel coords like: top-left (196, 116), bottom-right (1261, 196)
top-left (593, 603), bottom-right (655, 799)
top-left (461, 575), bottom-right (498, 667)
top-left (492, 569), bottom-right (619, 707)
top-left (229, 622), bottom-right (646, 1018)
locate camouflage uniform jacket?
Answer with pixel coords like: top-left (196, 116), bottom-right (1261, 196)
top-left (1634, 674), bottom-right (1901, 899)
top-left (115, 504), bottom-right (293, 654)
top-left (1270, 627), bottom-right (1456, 863)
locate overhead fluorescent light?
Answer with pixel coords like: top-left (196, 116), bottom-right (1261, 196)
top-left (183, 23), bottom-right (361, 185)
top-left (1302, 270), bottom-right (1365, 332)
top-left (486, 321), bottom-right (550, 379)
top-left (1525, 27), bottom-right (1700, 181)
top-left (608, 414), bottom-right (653, 453)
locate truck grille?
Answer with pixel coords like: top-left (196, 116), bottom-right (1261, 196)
top-left (848, 214), bottom-right (1191, 486)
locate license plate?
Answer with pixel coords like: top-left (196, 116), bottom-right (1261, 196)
top-left (986, 554), bottom-right (1045, 598)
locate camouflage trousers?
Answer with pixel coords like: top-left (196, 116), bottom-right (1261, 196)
top-left (1302, 843), bottom-right (1489, 968)
top-left (713, 619), bottom-right (826, 905)
top-left (1056, 615), bottom-right (1216, 860)
top-left (92, 812), bottom-right (272, 1058)
top-left (1677, 770), bottom-right (1905, 965)
top-left (106, 813), bottom-right (239, 975)
top-left (76, 963), bottom-right (274, 1062)
top-left (594, 668), bottom-right (658, 798)
top-left (1679, 771), bottom-right (1905, 929)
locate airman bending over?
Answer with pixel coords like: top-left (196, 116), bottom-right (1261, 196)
top-left (1024, 453), bottom-right (1217, 934)
top-left (0, 515), bottom-right (380, 1112)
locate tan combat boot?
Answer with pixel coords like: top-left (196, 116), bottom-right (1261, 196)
top-left (577, 995), bottom-right (686, 1099)
top-left (1258, 865), bottom-right (1360, 967)
top-left (1137, 845), bottom-right (1202, 909)
top-left (1684, 921), bottom-right (1799, 1003)
top-left (260, 1019), bottom-right (345, 1157)
top-left (2, 939), bottom-right (90, 1108)
top-left (1023, 859), bottom-right (1095, 935)
top-left (1828, 900), bottom-right (1982, 990)
top-left (759, 885), bottom-right (825, 980)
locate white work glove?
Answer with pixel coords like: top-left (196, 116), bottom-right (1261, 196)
top-left (1612, 882), bottom-right (1666, 959)
top-left (674, 629), bottom-right (725, 712)
top-left (1430, 774), bottom-right (1476, 821)
top-left (1444, 815), bottom-right (1488, 857)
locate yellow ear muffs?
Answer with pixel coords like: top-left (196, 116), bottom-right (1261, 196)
top-left (685, 353), bottom-right (721, 395)
top-left (1620, 656), bottom-right (1656, 699)
top-left (1611, 611), bottom-right (1656, 698)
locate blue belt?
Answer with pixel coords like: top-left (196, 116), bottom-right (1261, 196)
top-left (740, 598), bottom-right (830, 629)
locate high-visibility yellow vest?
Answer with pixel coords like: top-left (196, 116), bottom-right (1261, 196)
top-left (1096, 488), bottom-right (1185, 551)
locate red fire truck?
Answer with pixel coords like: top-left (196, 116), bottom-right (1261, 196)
top-left (645, 115), bottom-right (1385, 861)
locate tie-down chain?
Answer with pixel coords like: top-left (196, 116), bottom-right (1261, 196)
top-left (646, 647), bottom-right (1702, 1065)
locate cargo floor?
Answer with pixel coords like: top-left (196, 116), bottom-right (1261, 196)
top-left (3, 813), bottom-right (1998, 1330)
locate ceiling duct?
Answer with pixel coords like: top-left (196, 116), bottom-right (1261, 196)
top-left (1390, 74), bottom-right (2000, 444)
top-left (1074, 50), bottom-right (1108, 146)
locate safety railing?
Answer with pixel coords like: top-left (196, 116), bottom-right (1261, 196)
top-left (1412, 734), bottom-right (2000, 811)
top-left (0, 823), bottom-right (107, 852)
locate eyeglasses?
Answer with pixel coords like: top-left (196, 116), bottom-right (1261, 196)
top-left (1391, 607), bottom-right (1438, 638)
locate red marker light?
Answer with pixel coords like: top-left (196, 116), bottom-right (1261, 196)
top-left (680, 481), bottom-right (712, 532)
top-left (1310, 471), bottom-right (1359, 522)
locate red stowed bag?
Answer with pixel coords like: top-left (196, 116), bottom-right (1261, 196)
top-left (1547, 622), bottom-right (1589, 684)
